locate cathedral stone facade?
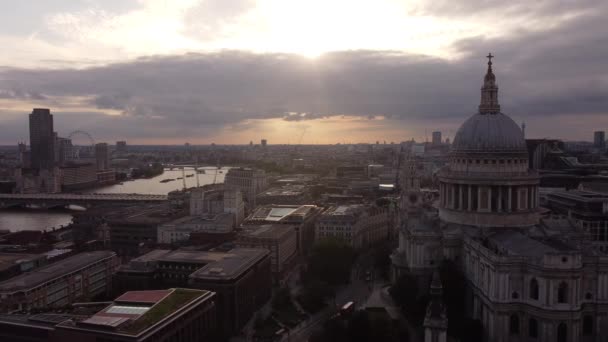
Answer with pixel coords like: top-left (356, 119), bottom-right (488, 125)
top-left (392, 55), bottom-right (608, 342)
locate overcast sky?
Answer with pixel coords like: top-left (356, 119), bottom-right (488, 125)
top-left (0, 0), bottom-right (607, 144)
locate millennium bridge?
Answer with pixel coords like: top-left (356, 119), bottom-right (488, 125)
top-left (0, 193), bottom-right (168, 209)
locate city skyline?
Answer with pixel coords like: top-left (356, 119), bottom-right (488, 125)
top-left (0, 1), bottom-right (606, 144)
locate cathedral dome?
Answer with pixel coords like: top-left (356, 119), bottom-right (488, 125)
top-left (452, 53), bottom-right (526, 153)
top-left (452, 112), bottom-right (526, 152)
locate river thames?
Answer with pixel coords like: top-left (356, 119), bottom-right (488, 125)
top-left (0, 167), bottom-right (227, 232)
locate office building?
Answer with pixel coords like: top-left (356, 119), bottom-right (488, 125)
top-left (224, 167), bottom-right (268, 206)
top-left (29, 108), bottom-right (55, 170)
top-left (106, 205), bottom-right (185, 257)
top-left (432, 131), bottom-right (442, 146)
top-left (157, 213), bottom-right (235, 244)
top-left (236, 224), bottom-right (298, 281)
top-left (316, 205), bottom-right (389, 248)
top-left (244, 204), bottom-right (321, 255)
top-left (115, 248), bottom-right (271, 337)
top-left (189, 248), bottom-right (271, 336)
top-left (54, 136), bottom-right (73, 165)
top-left (95, 142), bottom-right (109, 170)
top-left (0, 251), bottom-right (117, 312)
top-left (59, 162), bottom-right (98, 190)
top-left (546, 190), bottom-right (608, 252)
top-left (189, 184), bottom-right (244, 226)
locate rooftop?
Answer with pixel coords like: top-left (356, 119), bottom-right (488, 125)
top-left (238, 224), bottom-right (294, 239)
top-left (125, 248), bottom-right (269, 280)
top-left (486, 230), bottom-right (573, 258)
top-left (258, 185), bottom-right (306, 197)
top-left (247, 204), bottom-right (318, 223)
top-left (0, 253), bottom-right (43, 272)
top-left (58, 288), bottom-right (212, 336)
top-left (106, 204), bottom-right (183, 225)
top-left (190, 248), bottom-right (268, 280)
top-left (161, 213), bottom-right (234, 228)
top-left (0, 251), bottom-right (115, 292)
top-left (321, 204), bottom-right (366, 217)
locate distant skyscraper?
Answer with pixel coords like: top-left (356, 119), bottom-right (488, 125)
top-left (594, 131), bottom-right (605, 149)
top-left (261, 139), bottom-right (267, 147)
top-left (55, 136), bottom-right (73, 165)
top-left (432, 131), bottom-right (442, 146)
top-left (95, 143), bottom-right (110, 170)
top-left (29, 108), bottom-right (55, 170)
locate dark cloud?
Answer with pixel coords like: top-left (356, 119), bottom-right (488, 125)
top-left (1, 6), bottom-right (607, 143)
top-left (414, 0), bottom-right (605, 19)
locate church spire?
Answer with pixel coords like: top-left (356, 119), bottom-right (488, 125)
top-left (478, 53), bottom-right (501, 114)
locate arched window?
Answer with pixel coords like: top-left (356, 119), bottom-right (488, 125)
top-left (583, 315), bottom-right (593, 335)
top-left (530, 278), bottom-right (539, 300)
top-left (585, 292), bottom-right (592, 300)
top-left (557, 323), bottom-right (567, 342)
top-left (558, 282), bottom-right (568, 303)
top-left (512, 291), bottom-right (519, 299)
top-left (529, 318), bottom-right (538, 338)
top-left (509, 315), bottom-right (520, 334)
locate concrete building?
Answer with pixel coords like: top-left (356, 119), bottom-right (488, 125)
top-left (106, 205), bottom-right (185, 257)
top-left (95, 142), bottom-right (109, 170)
top-left (224, 167), bottom-right (268, 207)
top-left (0, 288), bottom-right (217, 342)
top-left (114, 248), bottom-right (271, 337)
top-left (189, 184), bottom-right (244, 226)
top-left (594, 131), bottom-right (605, 150)
top-left (546, 189), bottom-right (608, 252)
top-left (316, 205), bottom-right (389, 248)
top-left (54, 136), bottom-right (73, 165)
top-left (0, 251), bottom-right (117, 312)
top-left (60, 162), bottom-right (98, 191)
top-left (392, 56), bottom-right (608, 342)
top-left (189, 248), bottom-right (271, 336)
top-left (236, 224), bottom-right (298, 281)
top-left (157, 213), bottom-right (235, 244)
top-left (29, 108), bottom-right (55, 170)
top-left (244, 204), bottom-right (321, 255)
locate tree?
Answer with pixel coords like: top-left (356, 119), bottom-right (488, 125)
top-left (390, 273), bottom-right (428, 324)
top-left (305, 238), bottom-right (356, 285)
top-left (298, 279), bottom-right (333, 313)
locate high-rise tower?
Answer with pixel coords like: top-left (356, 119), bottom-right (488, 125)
top-left (29, 108), bottom-right (55, 170)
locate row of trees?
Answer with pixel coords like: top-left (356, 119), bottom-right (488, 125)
top-left (297, 239), bottom-right (356, 313)
top-left (309, 309), bottom-right (409, 342)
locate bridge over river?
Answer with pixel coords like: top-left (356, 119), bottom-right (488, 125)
top-left (0, 193), bottom-right (168, 209)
